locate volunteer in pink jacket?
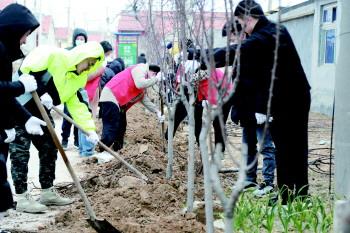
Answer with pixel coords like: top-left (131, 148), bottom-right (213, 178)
top-left (165, 64), bottom-right (233, 153)
top-left (98, 63), bottom-right (164, 152)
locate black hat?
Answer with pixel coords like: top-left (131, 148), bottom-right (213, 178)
top-left (222, 20), bottom-right (242, 37)
top-left (234, 0), bottom-right (264, 18)
top-left (149, 64), bottom-right (160, 73)
top-left (100, 40), bottom-right (113, 53)
top-left (166, 42), bottom-right (173, 49)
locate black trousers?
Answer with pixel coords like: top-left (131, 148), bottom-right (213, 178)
top-left (0, 143), bottom-right (13, 212)
top-left (61, 104), bottom-right (79, 144)
top-left (270, 92), bottom-right (311, 203)
top-left (166, 100), bottom-right (231, 152)
top-left (100, 102), bottom-right (127, 151)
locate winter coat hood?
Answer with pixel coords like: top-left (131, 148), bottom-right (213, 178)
top-left (72, 28), bottom-right (88, 47)
top-left (20, 41), bottom-right (104, 131)
top-left (0, 3), bottom-right (39, 61)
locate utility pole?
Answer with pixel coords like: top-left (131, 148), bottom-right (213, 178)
top-left (67, 0), bottom-right (71, 30)
top-left (34, 0), bottom-right (41, 46)
top-left (334, 0), bottom-right (350, 232)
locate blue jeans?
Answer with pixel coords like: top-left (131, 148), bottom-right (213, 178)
top-left (78, 130), bottom-right (95, 157)
top-left (243, 124), bottom-right (276, 185)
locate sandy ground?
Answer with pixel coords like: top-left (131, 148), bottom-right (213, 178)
top-left (0, 103), bottom-right (333, 233)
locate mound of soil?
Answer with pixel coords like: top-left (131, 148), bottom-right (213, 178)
top-left (42, 105), bottom-right (333, 233)
top-left (44, 105), bottom-right (209, 233)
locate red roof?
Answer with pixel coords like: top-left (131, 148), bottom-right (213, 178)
top-left (41, 15), bottom-right (53, 34)
top-left (0, 0), bottom-right (15, 10)
top-left (117, 11), bottom-right (227, 36)
top-left (55, 27), bottom-right (69, 40)
top-left (117, 14), bottom-right (145, 32)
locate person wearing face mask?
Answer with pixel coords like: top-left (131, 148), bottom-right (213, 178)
top-left (222, 20), bottom-right (276, 196)
top-left (9, 41), bottom-right (104, 213)
top-left (78, 40), bottom-right (115, 157)
top-left (87, 41), bottom-right (126, 109)
top-left (97, 63), bottom-right (164, 152)
top-left (60, 28), bottom-right (89, 150)
top-left (205, 0), bottom-right (311, 205)
top-left (0, 3), bottom-right (46, 221)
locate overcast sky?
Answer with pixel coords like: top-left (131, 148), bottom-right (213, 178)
top-left (18, 0), bottom-right (307, 31)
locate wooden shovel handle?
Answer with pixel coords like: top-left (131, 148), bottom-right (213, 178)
top-left (51, 105), bottom-right (149, 181)
top-left (31, 91), bottom-right (97, 221)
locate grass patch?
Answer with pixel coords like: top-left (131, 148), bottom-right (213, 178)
top-left (219, 190), bottom-right (333, 232)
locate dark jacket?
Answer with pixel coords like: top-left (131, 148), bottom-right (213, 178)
top-left (137, 54), bottom-right (147, 64)
top-left (0, 130), bottom-right (8, 143)
top-left (0, 4), bottom-right (39, 130)
top-left (99, 59), bottom-right (124, 89)
top-left (213, 17), bottom-right (311, 123)
top-left (116, 57), bottom-right (125, 70)
top-left (67, 28), bottom-right (88, 50)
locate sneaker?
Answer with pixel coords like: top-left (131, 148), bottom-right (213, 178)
top-left (0, 210), bottom-right (9, 218)
top-left (0, 230), bottom-right (11, 233)
top-left (74, 141), bottom-right (79, 149)
top-left (40, 187), bottom-right (74, 206)
top-left (94, 151), bottom-right (115, 164)
top-left (253, 182), bottom-right (274, 197)
top-left (61, 140), bottom-right (68, 150)
top-left (243, 181), bottom-right (258, 190)
top-left (16, 192), bottom-right (48, 213)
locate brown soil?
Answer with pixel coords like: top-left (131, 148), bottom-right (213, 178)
top-left (43, 105), bottom-right (209, 233)
top-left (41, 105), bottom-right (333, 233)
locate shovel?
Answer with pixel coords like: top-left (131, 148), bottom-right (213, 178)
top-left (51, 105), bottom-right (149, 182)
top-left (31, 91), bottom-right (121, 233)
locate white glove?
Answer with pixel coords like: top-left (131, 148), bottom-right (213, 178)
top-left (255, 113), bottom-right (267, 125)
top-left (4, 128), bottom-right (16, 143)
top-left (25, 116), bottom-right (46, 135)
top-left (86, 131), bottom-right (99, 145)
top-left (18, 74), bottom-right (37, 93)
top-left (202, 100), bottom-right (208, 108)
top-left (184, 60), bottom-right (200, 74)
top-left (40, 93), bottom-right (53, 110)
top-left (156, 111), bottom-right (165, 123)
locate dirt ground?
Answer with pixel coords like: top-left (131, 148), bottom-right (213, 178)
top-left (4, 104), bottom-right (333, 233)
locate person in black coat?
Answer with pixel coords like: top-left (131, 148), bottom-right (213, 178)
top-left (212, 0), bottom-right (311, 204)
top-left (99, 58), bottom-right (125, 90)
top-left (0, 3), bottom-right (45, 217)
top-left (137, 53), bottom-right (147, 64)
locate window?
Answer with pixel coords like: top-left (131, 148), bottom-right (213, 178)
top-left (319, 4), bottom-right (337, 65)
top-left (325, 29), bottom-right (335, 63)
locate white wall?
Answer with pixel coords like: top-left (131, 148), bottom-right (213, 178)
top-left (269, 0), bottom-right (337, 115)
top-left (310, 0), bottom-right (337, 115)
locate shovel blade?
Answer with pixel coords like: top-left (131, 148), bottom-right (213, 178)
top-left (87, 218), bottom-right (122, 233)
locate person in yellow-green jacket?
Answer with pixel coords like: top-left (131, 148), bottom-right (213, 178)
top-left (9, 41), bottom-right (104, 214)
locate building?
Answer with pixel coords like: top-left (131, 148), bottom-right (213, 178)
top-left (55, 27), bottom-right (70, 48)
top-left (268, 0), bottom-right (337, 115)
top-left (115, 10), bottom-right (228, 66)
top-left (40, 15), bottom-right (55, 45)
